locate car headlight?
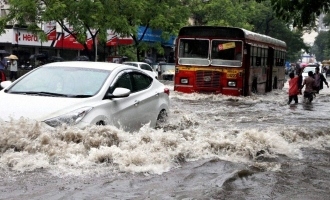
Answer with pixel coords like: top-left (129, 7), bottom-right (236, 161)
top-left (44, 107), bottom-right (93, 127)
top-left (228, 81), bottom-right (236, 87)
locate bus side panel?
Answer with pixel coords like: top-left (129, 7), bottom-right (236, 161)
top-left (243, 44), bottom-right (251, 96)
top-left (249, 67), bottom-right (267, 94)
top-left (278, 66), bottom-right (285, 89)
top-left (273, 66), bottom-right (285, 89)
top-left (266, 48), bottom-right (274, 92)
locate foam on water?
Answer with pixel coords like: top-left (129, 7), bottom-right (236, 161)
top-left (1, 82), bottom-right (330, 177)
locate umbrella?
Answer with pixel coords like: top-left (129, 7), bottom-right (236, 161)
top-left (5, 54), bottom-right (18, 60)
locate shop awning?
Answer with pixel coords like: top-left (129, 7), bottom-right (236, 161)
top-left (107, 37), bottom-right (133, 46)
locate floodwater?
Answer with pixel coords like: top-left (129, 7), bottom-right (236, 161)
top-left (1, 79), bottom-right (330, 200)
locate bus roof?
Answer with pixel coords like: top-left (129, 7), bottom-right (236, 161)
top-left (178, 26), bottom-right (286, 49)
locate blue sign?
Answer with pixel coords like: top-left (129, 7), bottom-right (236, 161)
top-left (138, 26), bottom-right (175, 47)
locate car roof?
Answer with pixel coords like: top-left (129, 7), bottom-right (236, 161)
top-left (123, 61), bottom-right (150, 65)
top-left (43, 61), bottom-right (130, 71)
top-left (303, 66), bottom-right (316, 70)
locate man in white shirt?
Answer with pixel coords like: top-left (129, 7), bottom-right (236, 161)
top-left (9, 59), bottom-right (18, 81)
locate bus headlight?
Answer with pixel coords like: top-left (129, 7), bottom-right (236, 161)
top-left (228, 81), bottom-right (236, 87)
top-left (181, 78), bottom-right (189, 84)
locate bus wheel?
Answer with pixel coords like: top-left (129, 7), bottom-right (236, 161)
top-left (273, 76), bottom-right (278, 89)
top-left (252, 77), bottom-right (258, 93)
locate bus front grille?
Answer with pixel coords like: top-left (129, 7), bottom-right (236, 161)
top-left (196, 71), bottom-right (220, 88)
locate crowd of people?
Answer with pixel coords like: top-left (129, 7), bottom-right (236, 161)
top-left (288, 62), bottom-right (329, 104)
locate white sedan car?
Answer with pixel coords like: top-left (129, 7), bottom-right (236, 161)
top-left (302, 65), bottom-right (326, 81)
top-left (0, 61), bottom-right (170, 132)
top-left (122, 61), bottom-right (158, 79)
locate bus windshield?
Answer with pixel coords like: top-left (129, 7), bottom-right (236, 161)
top-left (211, 40), bottom-right (243, 67)
top-left (178, 38), bottom-right (210, 66)
top-left (178, 38), bottom-right (242, 67)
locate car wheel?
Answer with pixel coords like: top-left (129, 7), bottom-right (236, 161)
top-left (96, 121), bottom-right (105, 125)
top-left (155, 109), bottom-right (167, 129)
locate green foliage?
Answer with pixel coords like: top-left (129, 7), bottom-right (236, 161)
top-left (255, 0), bottom-right (330, 29)
top-left (0, 0), bottom-right (312, 62)
top-left (243, 0), bottom-right (307, 61)
top-left (313, 31), bottom-right (330, 61)
top-left (190, 0), bottom-right (306, 62)
top-left (1, 0), bottom-right (190, 61)
top-left (105, 0), bottom-right (190, 60)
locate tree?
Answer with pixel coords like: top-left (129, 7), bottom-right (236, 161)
top-left (244, 0), bottom-right (308, 62)
top-left (0, 0), bottom-right (190, 61)
top-left (255, 0), bottom-right (330, 29)
top-left (105, 0), bottom-right (190, 61)
top-left (0, 0), bottom-right (112, 61)
top-left (313, 31), bottom-right (330, 61)
top-left (189, 0), bottom-right (253, 29)
top-left (189, 0), bottom-right (307, 62)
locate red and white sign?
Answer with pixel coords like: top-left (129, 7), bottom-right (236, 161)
top-left (106, 30), bottom-right (133, 46)
top-left (9, 25), bottom-right (134, 50)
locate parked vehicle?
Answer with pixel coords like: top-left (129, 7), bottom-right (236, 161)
top-left (302, 64), bottom-right (326, 81)
top-left (0, 61), bottom-right (170, 132)
top-left (123, 61), bottom-right (158, 79)
top-left (29, 53), bottom-right (48, 68)
top-left (157, 63), bottom-right (175, 80)
top-left (72, 56), bottom-right (89, 61)
top-left (48, 56), bottom-right (65, 62)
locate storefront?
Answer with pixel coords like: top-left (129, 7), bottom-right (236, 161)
top-left (0, 24), bottom-right (175, 67)
top-left (137, 26), bottom-right (176, 63)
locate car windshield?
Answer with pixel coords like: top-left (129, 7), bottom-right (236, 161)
top-left (7, 66), bottom-right (111, 97)
top-left (160, 64), bottom-right (175, 71)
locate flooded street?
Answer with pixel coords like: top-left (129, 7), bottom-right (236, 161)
top-left (1, 78), bottom-right (330, 199)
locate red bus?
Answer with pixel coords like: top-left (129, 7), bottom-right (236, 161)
top-left (174, 26), bottom-right (287, 96)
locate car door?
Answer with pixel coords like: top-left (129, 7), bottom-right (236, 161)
top-left (106, 71), bottom-right (140, 131)
top-left (130, 71), bottom-right (159, 127)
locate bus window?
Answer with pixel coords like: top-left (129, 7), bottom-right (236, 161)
top-left (211, 40), bottom-right (243, 66)
top-left (179, 39), bottom-right (209, 58)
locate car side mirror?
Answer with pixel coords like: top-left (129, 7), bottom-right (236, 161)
top-left (106, 87), bottom-right (131, 99)
top-left (0, 80), bottom-right (13, 90)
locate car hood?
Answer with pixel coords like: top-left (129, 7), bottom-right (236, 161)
top-left (0, 93), bottom-right (95, 122)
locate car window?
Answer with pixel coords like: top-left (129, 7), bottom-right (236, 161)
top-left (140, 64), bottom-right (153, 71)
top-left (131, 72), bottom-right (152, 92)
top-left (111, 73), bottom-right (132, 92)
top-left (124, 63), bottom-right (138, 67)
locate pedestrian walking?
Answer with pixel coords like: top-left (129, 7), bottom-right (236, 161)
top-left (288, 72), bottom-right (300, 104)
top-left (313, 67), bottom-right (329, 94)
top-left (0, 56), bottom-right (6, 82)
top-left (6, 54), bottom-right (18, 81)
top-left (300, 71), bottom-right (316, 103)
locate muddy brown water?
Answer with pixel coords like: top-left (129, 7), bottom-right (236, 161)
top-left (1, 79), bottom-right (330, 199)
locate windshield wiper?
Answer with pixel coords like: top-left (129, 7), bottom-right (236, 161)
top-left (10, 91), bottom-right (70, 97)
top-left (69, 94), bottom-right (93, 98)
